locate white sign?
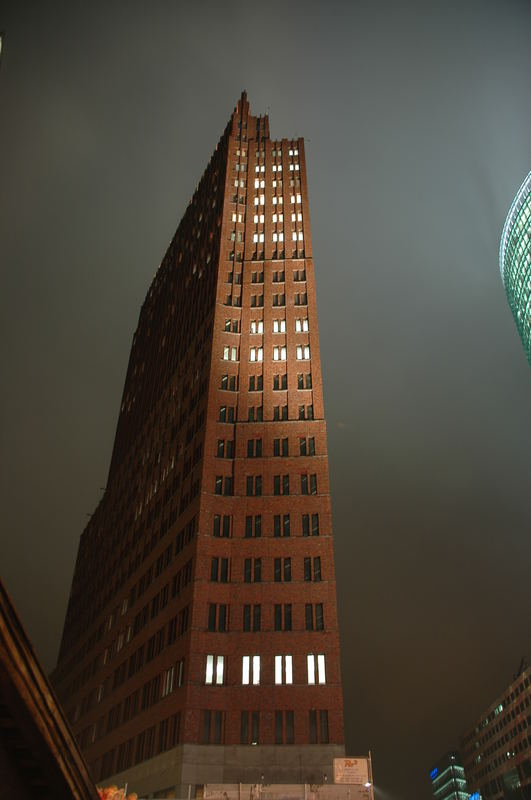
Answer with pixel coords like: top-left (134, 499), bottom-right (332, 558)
top-left (333, 757), bottom-right (370, 785)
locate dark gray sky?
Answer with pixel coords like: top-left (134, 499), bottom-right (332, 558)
top-left (1, 2), bottom-right (530, 799)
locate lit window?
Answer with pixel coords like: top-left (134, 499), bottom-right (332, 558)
top-left (205, 654), bottom-right (225, 685)
top-left (254, 179), bottom-right (259, 188)
top-left (242, 655), bottom-right (261, 685)
top-left (298, 232), bottom-right (304, 241)
top-left (307, 654), bottom-right (326, 685)
top-left (274, 655), bottom-right (293, 685)
top-left (273, 319), bottom-right (286, 333)
top-left (296, 345), bottom-right (310, 360)
top-left (295, 319), bottom-right (309, 332)
top-left (250, 347), bottom-right (263, 362)
top-left (250, 320), bottom-right (264, 334)
top-left (273, 346), bottom-right (287, 361)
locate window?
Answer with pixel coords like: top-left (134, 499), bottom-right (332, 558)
top-left (273, 437), bottom-right (289, 456)
top-left (244, 558), bottom-right (262, 582)
top-left (273, 346), bottom-right (287, 361)
top-left (295, 318), bottom-right (309, 332)
top-left (248, 406), bottom-right (263, 422)
top-left (253, 213), bottom-right (265, 223)
top-left (250, 320), bottom-right (264, 334)
top-left (299, 437), bottom-right (315, 456)
top-left (273, 293), bottom-right (285, 306)
top-left (242, 655), bottom-right (261, 685)
top-left (273, 474), bottom-right (290, 495)
top-left (273, 374), bottom-right (288, 390)
top-left (221, 375), bottom-right (237, 391)
top-left (208, 603), bottom-right (228, 632)
top-left (250, 294), bottom-right (264, 307)
top-left (248, 374), bottom-right (263, 391)
top-left (305, 603), bottom-right (324, 631)
top-left (246, 475), bottom-right (262, 496)
top-left (252, 232), bottom-right (265, 243)
top-left (205, 655), bottom-right (225, 685)
top-left (213, 514), bottom-right (231, 538)
top-left (272, 213), bottom-right (284, 223)
top-left (251, 271), bottom-right (264, 283)
top-left (247, 438), bottom-right (262, 457)
top-left (298, 404), bottom-right (314, 420)
top-left (217, 440), bottom-right (234, 458)
top-left (240, 711), bottom-right (260, 745)
top-left (243, 604), bottom-right (261, 632)
top-left (304, 556), bottom-right (322, 582)
top-left (273, 405), bottom-right (288, 421)
top-left (309, 710), bottom-right (329, 744)
top-left (245, 515), bottom-right (262, 538)
top-left (215, 476), bottom-right (233, 495)
top-left (290, 194), bottom-right (302, 204)
top-left (275, 710), bottom-right (294, 744)
top-left (274, 514), bottom-right (290, 538)
top-left (274, 604), bottom-right (292, 631)
top-left (250, 347), bottom-right (263, 362)
top-left (297, 373), bottom-right (312, 389)
top-left (272, 195), bottom-right (283, 205)
top-left (274, 557), bottom-right (291, 582)
top-left (219, 406), bottom-right (235, 422)
top-left (294, 293), bottom-right (307, 306)
top-left (307, 654), bottom-right (326, 685)
top-left (296, 345), bottom-right (310, 360)
top-left (224, 319), bottom-right (240, 332)
top-left (202, 710), bottom-right (223, 744)
top-left (293, 268), bottom-right (306, 281)
top-left (272, 270), bottom-right (285, 282)
top-left (273, 319), bottom-right (286, 333)
top-left (223, 345), bottom-right (239, 361)
top-left (274, 655), bottom-right (293, 685)
top-left (301, 474), bottom-right (318, 495)
top-left (210, 557), bottom-right (229, 583)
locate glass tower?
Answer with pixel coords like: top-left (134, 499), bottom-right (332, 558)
top-left (499, 171), bottom-right (531, 365)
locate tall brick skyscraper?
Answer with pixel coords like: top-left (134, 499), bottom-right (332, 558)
top-left (52, 93), bottom-right (345, 796)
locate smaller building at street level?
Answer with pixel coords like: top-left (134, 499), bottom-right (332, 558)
top-left (429, 751), bottom-right (470, 800)
top-left (460, 664), bottom-right (531, 800)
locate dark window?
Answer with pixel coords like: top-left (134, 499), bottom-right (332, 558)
top-left (274, 604), bottom-right (292, 631)
top-left (320, 710), bottom-right (329, 743)
top-left (221, 375), bottom-right (237, 391)
top-left (274, 437), bottom-right (289, 457)
top-left (301, 474), bottom-right (317, 495)
top-left (273, 373), bottom-right (288, 390)
top-left (309, 710), bottom-right (317, 744)
top-left (297, 373), bottom-right (312, 389)
top-left (247, 438), bottom-right (262, 457)
top-left (213, 514), bottom-right (231, 538)
top-left (249, 374), bottom-right (263, 391)
top-left (274, 557), bottom-right (291, 582)
top-left (273, 514), bottom-right (290, 537)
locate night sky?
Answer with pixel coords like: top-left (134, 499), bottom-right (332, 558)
top-left (1, 2), bottom-right (530, 799)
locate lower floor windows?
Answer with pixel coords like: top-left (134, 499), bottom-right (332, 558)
top-left (243, 604), bottom-right (261, 632)
top-left (309, 710), bottom-right (329, 744)
top-left (240, 710), bottom-right (260, 745)
top-left (202, 710), bottom-right (223, 744)
top-left (275, 710), bottom-right (295, 744)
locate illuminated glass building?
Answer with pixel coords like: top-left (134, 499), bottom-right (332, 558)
top-left (429, 752), bottom-right (471, 800)
top-left (499, 171), bottom-right (531, 364)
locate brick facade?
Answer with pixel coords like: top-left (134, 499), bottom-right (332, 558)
top-left (52, 93), bottom-right (345, 794)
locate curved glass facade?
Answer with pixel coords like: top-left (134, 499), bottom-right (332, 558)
top-left (499, 172), bottom-right (531, 364)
